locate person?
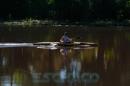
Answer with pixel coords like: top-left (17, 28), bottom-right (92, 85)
top-left (60, 32), bottom-right (72, 43)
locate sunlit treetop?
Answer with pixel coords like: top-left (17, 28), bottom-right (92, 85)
top-left (47, 0), bottom-right (55, 5)
top-left (126, 0), bottom-right (130, 7)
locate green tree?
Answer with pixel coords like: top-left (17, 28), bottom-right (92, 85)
top-left (124, 0), bottom-right (130, 19)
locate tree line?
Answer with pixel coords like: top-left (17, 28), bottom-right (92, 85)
top-left (0, 0), bottom-right (130, 21)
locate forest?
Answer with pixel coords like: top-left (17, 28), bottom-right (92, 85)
top-left (0, 0), bottom-right (130, 22)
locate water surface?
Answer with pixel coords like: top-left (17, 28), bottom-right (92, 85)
top-left (0, 26), bottom-right (130, 86)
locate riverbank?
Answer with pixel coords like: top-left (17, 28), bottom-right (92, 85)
top-left (1, 19), bottom-right (130, 27)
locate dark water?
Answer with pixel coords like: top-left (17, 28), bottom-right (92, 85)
top-left (0, 26), bottom-right (130, 86)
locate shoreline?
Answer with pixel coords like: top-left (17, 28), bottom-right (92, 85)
top-left (0, 19), bottom-right (130, 27)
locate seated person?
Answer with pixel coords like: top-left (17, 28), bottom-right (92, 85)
top-left (60, 32), bottom-right (72, 43)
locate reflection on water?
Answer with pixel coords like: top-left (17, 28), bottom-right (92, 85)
top-left (0, 26), bottom-right (130, 86)
top-left (0, 47), bottom-right (99, 86)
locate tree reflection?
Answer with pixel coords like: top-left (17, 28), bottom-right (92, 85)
top-left (59, 48), bottom-right (82, 83)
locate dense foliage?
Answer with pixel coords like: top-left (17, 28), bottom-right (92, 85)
top-left (0, 0), bottom-right (130, 21)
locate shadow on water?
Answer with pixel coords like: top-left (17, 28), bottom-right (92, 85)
top-left (0, 26), bottom-right (130, 86)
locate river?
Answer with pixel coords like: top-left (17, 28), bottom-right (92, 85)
top-left (0, 26), bottom-right (130, 86)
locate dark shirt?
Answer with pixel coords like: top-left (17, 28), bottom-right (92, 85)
top-left (60, 35), bottom-right (71, 43)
